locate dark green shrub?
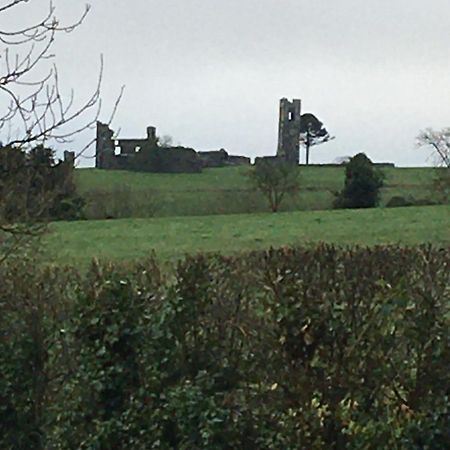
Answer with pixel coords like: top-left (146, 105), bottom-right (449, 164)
top-left (0, 261), bottom-right (75, 450)
top-left (334, 153), bottom-right (384, 208)
top-left (50, 260), bottom-right (162, 448)
top-left (386, 195), bottom-right (415, 207)
top-left (258, 244), bottom-right (449, 448)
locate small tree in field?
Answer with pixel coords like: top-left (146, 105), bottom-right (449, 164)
top-left (248, 159), bottom-right (300, 212)
top-left (334, 153), bottom-right (384, 209)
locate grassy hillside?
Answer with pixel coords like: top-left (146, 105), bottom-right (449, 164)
top-left (76, 166), bottom-right (440, 219)
top-left (45, 205), bottom-right (449, 266)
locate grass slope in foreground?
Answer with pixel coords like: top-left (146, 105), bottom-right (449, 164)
top-left (45, 205), bottom-right (449, 266)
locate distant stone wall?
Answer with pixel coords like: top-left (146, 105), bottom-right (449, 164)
top-left (133, 145), bottom-right (202, 173)
top-left (198, 149), bottom-right (250, 168)
top-left (254, 156), bottom-right (282, 165)
top-left (197, 149), bottom-right (228, 168)
top-left (228, 155), bottom-right (251, 165)
top-left (304, 163), bottom-right (396, 168)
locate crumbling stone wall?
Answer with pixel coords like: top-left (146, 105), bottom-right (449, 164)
top-left (198, 149), bottom-right (250, 168)
top-left (131, 143), bottom-right (202, 173)
top-left (63, 151), bottom-right (75, 167)
top-left (95, 122), bottom-right (115, 169)
top-left (254, 156), bottom-right (280, 165)
top-left (277, 98), bottom-right (302, 164)
top-left (227, 155), bottom-right (251, 165)
top-left (198, 149), bottom-right (228, 168)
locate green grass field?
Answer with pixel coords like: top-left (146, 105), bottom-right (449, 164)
top-left (76, 166), bottom-right (441, 219)
top-left (45, 205), bottom-right (449, 267)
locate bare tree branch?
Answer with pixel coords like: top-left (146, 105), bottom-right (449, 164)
top-left (417, 128), bottom-right (450, 168)
top-left (0, 1), bottom-right (123, 263)
top-left (0, 2), bottom-right (103, 150)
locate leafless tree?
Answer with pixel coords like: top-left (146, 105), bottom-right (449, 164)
top-left (158, 134), bottom-right (173, 147)
top-left (3, 2), bottom-right (93, 147)
top-left (417, 128), bottom-right (450, 202)
top-left (417, 128), bottom-right (450, 168)
top-left (0, 1), bottom-right (123, 260)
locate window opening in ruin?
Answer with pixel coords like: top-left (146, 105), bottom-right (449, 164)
top-left (114, 144), bottom-right (121, 156)
top-left (135, 146), bottom-right (141, 153)
top-left (288, 111), bottom-right (294, 121)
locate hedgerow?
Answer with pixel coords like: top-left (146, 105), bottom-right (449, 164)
top-left (1, 245), bottom-right (448, 449)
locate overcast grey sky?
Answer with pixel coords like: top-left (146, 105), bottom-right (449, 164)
top-left (7, 0), bottom-right (450, 165)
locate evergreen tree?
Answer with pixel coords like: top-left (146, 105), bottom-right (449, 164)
top-left (334, 153), bottom-right (384, 208)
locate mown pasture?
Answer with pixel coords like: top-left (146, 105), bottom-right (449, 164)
top-left (45, 205), bottom-right (449, 266)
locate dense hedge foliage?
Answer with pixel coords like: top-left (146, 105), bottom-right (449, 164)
top-left (1, 245), bottom-right (449, 449)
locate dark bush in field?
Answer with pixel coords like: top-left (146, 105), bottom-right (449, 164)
top-left (334, 153), bottom-right (384, 209)
top-left (1, 245), bottom-right (449, 449)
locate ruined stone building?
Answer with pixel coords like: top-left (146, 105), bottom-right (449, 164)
top-left (95, 122), bottom-right (202, 173)
top-left (96, 122), bottom-right (163, 170)
top-left (95, 122), bottom-right (250, 173)
top-left (277, 98), bottom-right (302, 164)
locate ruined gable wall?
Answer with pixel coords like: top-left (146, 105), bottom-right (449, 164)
top-left (95, 122), bottom-right (115, 169)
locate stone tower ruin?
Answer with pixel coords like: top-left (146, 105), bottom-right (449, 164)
top-left (277, 98), bottom-right (302, 164)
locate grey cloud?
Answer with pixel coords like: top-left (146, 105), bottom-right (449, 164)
top-left (3, 0), bottom-right (450, 165)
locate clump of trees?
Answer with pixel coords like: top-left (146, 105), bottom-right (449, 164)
top-left (248, 158), bottom-right (300, 212)
top-left (0, 145), bottom-right (84, 224)
top-left (334, 153), bottom-right (384, 208)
